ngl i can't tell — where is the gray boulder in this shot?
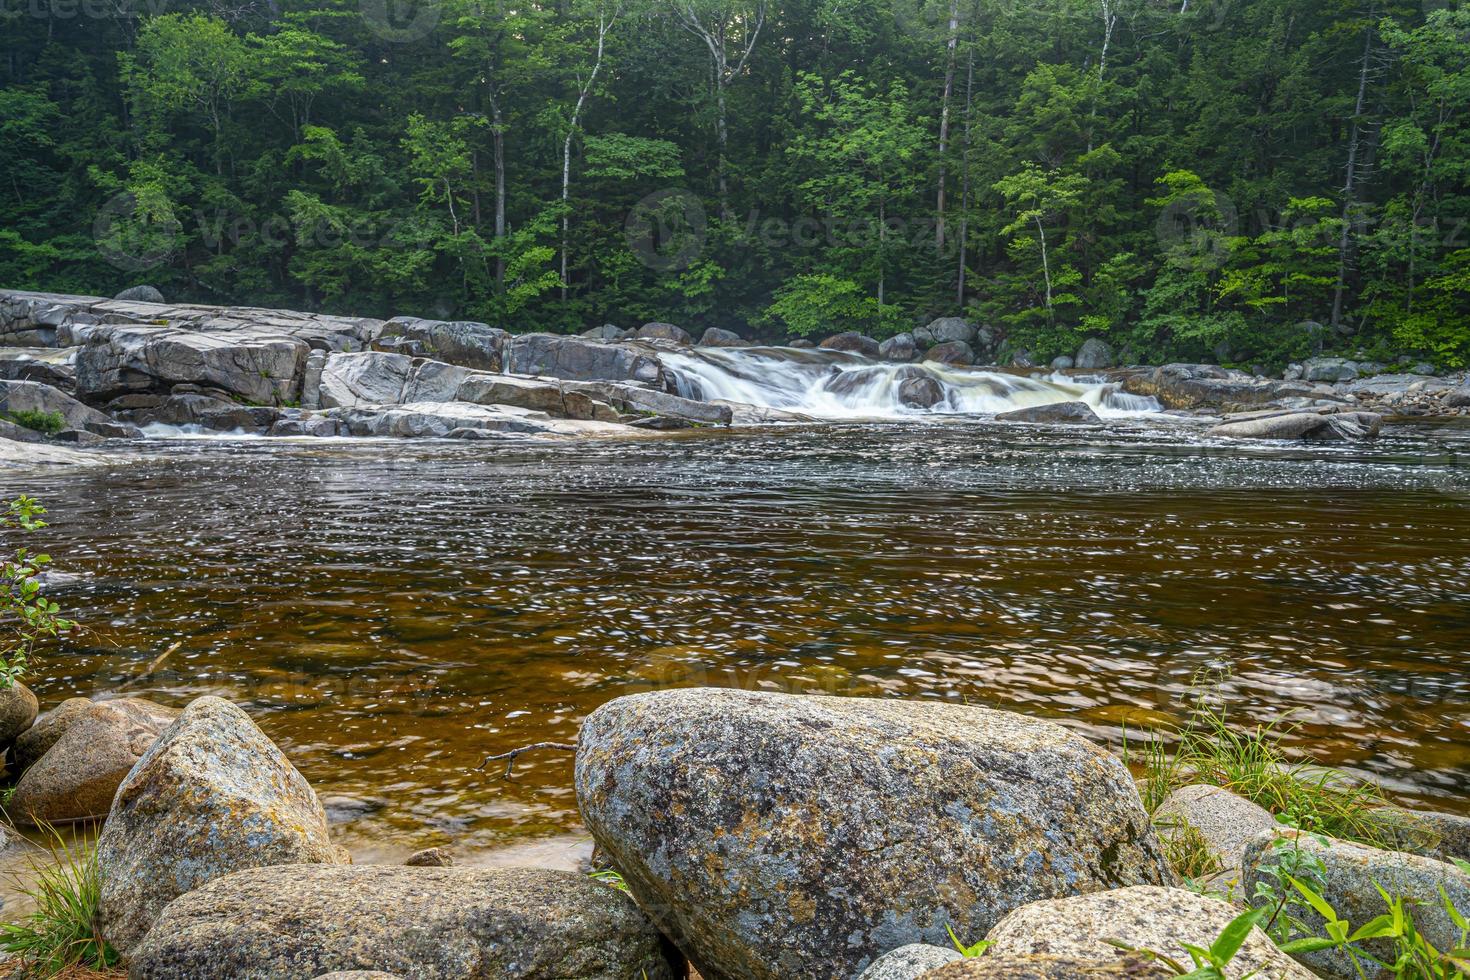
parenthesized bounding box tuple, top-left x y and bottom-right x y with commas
(898, 375, 945, 410)
(73, 322, 307, 405)
(9, 697, 179, 824)
(1153, 784, 1277, 879)
(505, 334, 664, 387)
(582, 323, 629, 342)
(97, 696, 348, 958)
(924, 340, 975, 366)
(1381, 807, 1470, 863)
(457, 374, 575, 415)
(12, 696, 92, 770)
(0, 379, 113, 432)
(820, 331, 882, 358)
(378, 318, 506, 372)
(879, 333, 919, 362)
(911, 326, 936, 349)
(1208, 410, 1381, 441)
(318, 351, 414, 409)
(301, 350, 327, 409)
(314, 974, 405, 980)
(985, 886, 1313, 980)
(1244, 828, 1470, 979)
(858, 944, 963, 980)
(1302, 357, 1359, 383)
(1121, 364, 1321, 412)
(1050, 356, 1074, 370)
(128, 865, 679, 980)
(789, 338, 816, 349)
(920, 953, 1173, 978)
(699, 327, 746, 347)
(1443, 387, 1470, 409)
(637, 322, 693, 345)
(575, 689, 1173, 980)
(925, 317, 977, 344)
(1074, 338, 1116, 370)
(400, 359, 476, 403)
(114, 285, 166, 304)
(995, 401, 1100, 424)
(0, 348, 77, 389)
(0, 681, 38, 749)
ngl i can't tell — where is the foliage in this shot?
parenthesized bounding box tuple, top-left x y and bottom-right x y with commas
(589, 869, 629, 893)
(1108, 905, 1268, 979)
(0, 827, 119, 977)
(1, 411, 65, 435)
(945, 923, 991, 958)
(1156, 816, 1225, 883)
(0, 497, 74, 687)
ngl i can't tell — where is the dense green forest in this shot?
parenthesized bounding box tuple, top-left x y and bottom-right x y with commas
(2, 0, 1468, 364)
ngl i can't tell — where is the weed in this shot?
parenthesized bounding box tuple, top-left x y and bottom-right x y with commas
(589, 869, 629, 893)
(0, 827, 119, 977)
(946, 923, 991, 958)
(1157, 815, 1226, 881)
(1108, 905, 1267, 978)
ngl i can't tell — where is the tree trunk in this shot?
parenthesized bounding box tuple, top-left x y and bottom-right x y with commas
(956, 49, 974, 306)
(1035, 214, 1053, 316)
(1331, 20, 1376, 329)
(491, 97, 507, 291)
(561, 8, 613, 304)
(935, 0, 960, 250)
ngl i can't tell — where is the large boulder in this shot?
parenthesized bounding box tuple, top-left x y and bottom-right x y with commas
(0, 681, 38, 749)
(820, 332, 881, 358)
(1244, 828, 1470, 979)
(637, 322, 693, 345)
(995, 401, 1100, 424)
(128, 865, 679, 980)
(377, 317, 507, 372)
(318, 351, 414, 409)
(457, 374, 578, 415)
(1153, 784, 1276, 880)
(920, 953, 1174, 978)
(925, 318, 977, 345)
(924, 340, 976, 367)
(1208, 410, 1381, 441)
(9, 697, 179, 824)
(879, 333, 919, 363)
(1382, 807, 1470, 863)
(582, 324, 630, 342)
(72, 322, 307, 405)
(505, 334, 664, 387)
(699, 327, 746, 348)
(12, 696, 91, 770)
(0, 379, 114, 432)
(96, 696, 348, 958)
(1121, 364, 1322, 412)
(0, 348, 77, 389)
(898, 375, 945, 410)
(575, 689, 1173, 980)
(1074, 339, 1116, 370)
(858, 944, 962, 980)
(1302, 357, 1359, 382)
(985, 886, 1313, 980)
(114, 285, 165, 304)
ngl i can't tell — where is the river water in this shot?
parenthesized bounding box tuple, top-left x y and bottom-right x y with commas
(6, 416, 1470, 868)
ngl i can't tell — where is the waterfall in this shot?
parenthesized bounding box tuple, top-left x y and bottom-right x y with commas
(658, 346, 1160, 418)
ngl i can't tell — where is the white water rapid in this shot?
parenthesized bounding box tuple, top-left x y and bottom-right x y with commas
(659, 346, 1160, 419)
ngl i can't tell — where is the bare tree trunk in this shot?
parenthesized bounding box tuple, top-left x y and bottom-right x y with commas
(956, 49, 974, 306)
(1331, 19, 1376, 329)
(935, 0, 960, 250)
(1035, 214, 1053, 316)
(1087, 0, 1116, 155)
(491, 96, 507, 291)
(561, 6, 616, 303)
(675, 0, 766, 218)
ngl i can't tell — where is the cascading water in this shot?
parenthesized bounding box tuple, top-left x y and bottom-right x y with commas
(659, 346, 1160, 419)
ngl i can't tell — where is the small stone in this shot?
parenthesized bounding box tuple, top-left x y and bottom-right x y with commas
(858, 944, 962, 980)
(405, 846, 453, 867)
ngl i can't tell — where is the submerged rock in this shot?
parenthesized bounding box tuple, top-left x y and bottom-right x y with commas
(129, 865, 679, 980)
(995, 401, 1100, 424)
(858, 944, 963, 980)
(1207, 409, 1381, 441)
(97, 696, 348, 958)
(985, 886, 1312, 979)
(575, 688, 1172, 980)
(898, 375, 945, 409)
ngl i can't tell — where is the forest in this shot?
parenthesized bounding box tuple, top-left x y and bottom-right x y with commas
(2, 0, 1468, 366)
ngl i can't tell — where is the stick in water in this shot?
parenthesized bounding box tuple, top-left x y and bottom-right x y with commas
(477, 741, 576, 779)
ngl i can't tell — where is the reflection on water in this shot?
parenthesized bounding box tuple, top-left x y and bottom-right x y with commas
(4, 419, 1470, 867)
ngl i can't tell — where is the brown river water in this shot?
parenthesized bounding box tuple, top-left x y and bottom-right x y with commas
(4, 417, 1470, 874)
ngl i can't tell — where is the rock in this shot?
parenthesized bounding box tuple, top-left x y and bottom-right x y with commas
(995, 401, 1100, 424)
(318, 351, 414, 409)
(378, 318, 506, 372)
(1153, 784, 1276, 878)
(789, 338, 816, 349)
(0, 379, 114, 432)
(9, 697, 180, 824)
(505, 334, 664, 387)
(314, 973, 405, 980)
(820, 331, 882, 358)
(1444, 387, 1470, 409)
(11, 696, 91, 770)
(97, 696, 348, 957)
(925, 317, 977, 345)
(1381, 807, 1470, 863)
(924, 340, 976, 366)
(575, 689, 1173, 980)
(86, 420, 143, 439)
(919, 953, 1174, 978)
(986, 886, 1312, 979)
(301, 349, 327, 409)
(0, 418, 46, 443)
(879, 333, 919, 362)
(1121, 364, 1321, 412)
(898, 375, 945, 409)
(699, 327, 746, 347)
(1208, 410, 1382, 441)
(592, 384, 732, 425)
(858, 944, 963, 980)
(1409, 362, 1437, 376)
(0, 347, 77, 389)
(637, 322, 693, 345)
(1010, 350, 1034, 368)
(1050, 356, 1074, 370)
(1302, 357, 1359, 383)
(0, 682, 38, 748)
(52, 428, 105, 445)
(114, 285, 166, 304)
(73, 322, 308, 405)
(1074, 339, 1116, 370)
(0, 435, 110, 468)
(1244, 828, 1470, 979)
(582, 323, 629, 342)
(129, 865, 679, 980)
(1284, 363, 1305, 381)
(405, 846, 453, 867)
(911, 326, 937, 348)
(400, 359, 476, 403)
(270, 416, 344, 437)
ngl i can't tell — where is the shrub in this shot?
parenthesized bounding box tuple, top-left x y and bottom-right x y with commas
(1, 496, 75, 687)
(1, 410, 65, 435)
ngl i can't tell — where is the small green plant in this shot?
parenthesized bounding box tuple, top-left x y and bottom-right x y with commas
(1107, 905, 1266, 978)
(946, 923, 992, 958)
(1252, 832, 1331, 946)
(1158, 816, 1226, 882)
(589, 869, 629, 893)
(0, 827, 119, 977)
(1, 496, 74, 687)
(0, 410, 65, 435)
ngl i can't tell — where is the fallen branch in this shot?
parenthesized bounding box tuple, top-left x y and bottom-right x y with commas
(116, 640, 182, 690)
(477, 741, 576, 779)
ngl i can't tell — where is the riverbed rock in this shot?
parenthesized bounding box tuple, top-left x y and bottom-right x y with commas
(820, 331, 882, 358)
(575, 689, 1173, 980)
(995, 401, 1100, 424)
(318, 351, 414, 409)
(1153, 784, 1276, 879)
(880, 333, 919, 362)
(129, 865, 680, 980)
(115, 285, 166, 304)
(582, 323, 629, 342)
(925, 317, 977, 345)
(11, 696, 90, 770)
(72, 322, 308, 405)
(858, 944, 963, 980)
(1120, 364, 1322, 412)
(985, 885, 1312, 980)
(0, 379, 114, 432)
(314, 973, 405, 980)
(899, 375, 945, 409)
(1050, 356, 1074, 370)
(919, 953, 1175, 978)
(1208, 409, 1381, 441)
(1381, 807, 1470, 863)
(377, 318, 506, 372)
(504, 334, 664, 387)
(405, 846, 453, 867)
(699, 327, 746, 347)
(0, 682, 38, 749)
(924, 340, 976, 366)
(97, 695, 348, 957)
(1244, 828, 1470, 979)
(8, 697, 180, 824)
(1074, 339, 1116, 370)
(1302, 357, 1359, 382)
(637, 322, 693, 345)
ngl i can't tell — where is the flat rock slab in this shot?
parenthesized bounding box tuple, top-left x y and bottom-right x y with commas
(129, 865, 680, 980)
(576, 689, 1173, 980)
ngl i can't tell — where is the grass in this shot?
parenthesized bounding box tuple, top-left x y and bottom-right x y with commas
(0, 827, 119, 979)
(1126, 686, 1398, 847)
(0, 411, 65, 436)
(1157, 816, 1226, 881)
